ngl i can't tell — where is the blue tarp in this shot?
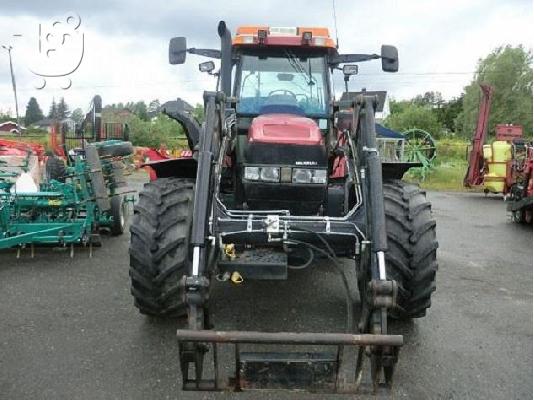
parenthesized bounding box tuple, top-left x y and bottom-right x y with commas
(376, 124, 404, 139)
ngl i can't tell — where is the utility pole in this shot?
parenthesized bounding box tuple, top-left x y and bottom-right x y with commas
(2, 45, 21, 131)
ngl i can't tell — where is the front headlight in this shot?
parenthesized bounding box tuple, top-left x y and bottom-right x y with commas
(292, 168, 313, 184)
(244, 166, 280, 182)
(292, 168, 327, 184)
(260, 167, 280, 182)
(245, 166, 326, 184)
(244, 166, 260, 180)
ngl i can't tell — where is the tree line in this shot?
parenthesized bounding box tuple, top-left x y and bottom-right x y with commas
(384, 45, 533, 139)
(21, 96, 84, 127)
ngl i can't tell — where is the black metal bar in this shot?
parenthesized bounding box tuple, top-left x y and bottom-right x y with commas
(235, 344, 241, 391)
(217, 21, 232, 98)
(212, 343, 219, 390)
(361, 97, 388, 252)
(176, 330, 403, 347)
(190, 94, 216, 247)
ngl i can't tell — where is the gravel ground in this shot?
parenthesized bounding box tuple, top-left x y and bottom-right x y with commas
(0, 177, 531, 399)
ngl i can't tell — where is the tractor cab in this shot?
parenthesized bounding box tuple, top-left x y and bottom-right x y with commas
(230, 27, 335, 213)
(166, 24, 398, 214)
(232, 26, 334, 120)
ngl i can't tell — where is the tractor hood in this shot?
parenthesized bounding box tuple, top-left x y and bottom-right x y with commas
(248, 114, 324, 146)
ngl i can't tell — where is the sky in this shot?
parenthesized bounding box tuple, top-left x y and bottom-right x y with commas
(0, 0, 532, 118)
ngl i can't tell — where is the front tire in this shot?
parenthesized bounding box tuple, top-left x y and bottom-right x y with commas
(129, 178, 194, 317)
(383, 180, 438, 319)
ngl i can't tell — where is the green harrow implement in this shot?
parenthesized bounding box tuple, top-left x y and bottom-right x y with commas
(0, 141, 133, 257)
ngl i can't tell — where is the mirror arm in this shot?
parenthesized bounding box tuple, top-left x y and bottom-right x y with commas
(329, 53, 381, 65)
(187, 48, 222, 59)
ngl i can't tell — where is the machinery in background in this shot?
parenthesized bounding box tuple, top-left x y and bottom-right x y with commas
(0, 140, 134, 256)
(402, 128, 437, 180)
(464, 84, 533, 223)
(0, 138, 46, 185)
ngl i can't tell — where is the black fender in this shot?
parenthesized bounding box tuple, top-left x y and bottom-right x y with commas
(161, 99, 201, 150)
(144, 157, 197, 179)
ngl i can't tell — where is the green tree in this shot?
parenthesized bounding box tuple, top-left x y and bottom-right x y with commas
(192, 103, 204, 123)
(24, 97, 44, 125)
(71, 108, 84, 125)
(132, 101, 148, 121)
(148, 99, 161, 114)
(412, 91, 444, 108)
(57, 97, 70, 119)
(0, 110, 13, 123)
(439, 95, 463, 133)
(48, 98, 58, 119)
(384, 104, 442, 137)
(457, 45, 533, 137)
(129, 114, 186, 148)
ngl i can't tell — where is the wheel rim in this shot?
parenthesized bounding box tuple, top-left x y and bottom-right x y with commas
(120, 206, 125, 228)
(403, 128, 437, 164)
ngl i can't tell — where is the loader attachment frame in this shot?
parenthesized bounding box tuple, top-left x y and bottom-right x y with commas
(178, 91, 400, 393)
(177, 330, 402, 393)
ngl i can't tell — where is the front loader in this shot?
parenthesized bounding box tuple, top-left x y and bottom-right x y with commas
(129, 21, 438, 393)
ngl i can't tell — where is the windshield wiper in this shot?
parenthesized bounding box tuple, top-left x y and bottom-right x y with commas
(285, 50, 316, 86)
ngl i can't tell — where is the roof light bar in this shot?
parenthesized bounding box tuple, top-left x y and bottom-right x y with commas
(270, 26, 298, 36)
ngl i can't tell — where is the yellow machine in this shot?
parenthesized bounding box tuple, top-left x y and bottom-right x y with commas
(483, 141, 512, 193)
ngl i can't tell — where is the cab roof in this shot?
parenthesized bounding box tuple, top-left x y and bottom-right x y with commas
(233, 25, 336, 49)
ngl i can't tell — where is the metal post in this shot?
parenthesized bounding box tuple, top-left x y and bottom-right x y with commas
(2, 45, 20, 130)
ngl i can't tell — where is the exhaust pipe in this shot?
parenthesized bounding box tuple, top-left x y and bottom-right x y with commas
(217, 21, 232, 98)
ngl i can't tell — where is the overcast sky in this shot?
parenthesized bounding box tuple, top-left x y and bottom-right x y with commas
(0, 0, 531, 118)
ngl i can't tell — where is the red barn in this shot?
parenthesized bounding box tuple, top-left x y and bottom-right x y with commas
(0, 121, 25, 134)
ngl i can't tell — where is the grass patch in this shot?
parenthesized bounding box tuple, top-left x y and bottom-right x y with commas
(405, 139, 473, 191)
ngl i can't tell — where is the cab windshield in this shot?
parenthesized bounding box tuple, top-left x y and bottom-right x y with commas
(236, 51, 329, 116)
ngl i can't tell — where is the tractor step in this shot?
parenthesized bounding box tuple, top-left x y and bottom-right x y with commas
(218, 248, 287, 280)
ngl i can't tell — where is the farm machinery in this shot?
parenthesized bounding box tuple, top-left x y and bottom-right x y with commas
(464, 84, 533, 223)
(0, 140, 133, 255)
(130, 22, 438, 393)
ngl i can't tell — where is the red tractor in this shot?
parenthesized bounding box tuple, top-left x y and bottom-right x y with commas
(130, 22, 438, 393)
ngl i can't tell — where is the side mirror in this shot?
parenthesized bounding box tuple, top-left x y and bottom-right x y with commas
(381, 45, 398, 72)
(342, 64, 359, 76)
(169, 37, 187, 65)
(199, 61, 215, 74)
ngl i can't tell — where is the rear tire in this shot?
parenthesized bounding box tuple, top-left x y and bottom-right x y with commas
(129, 178, 194, 317)
(383, 180, 438, 319)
